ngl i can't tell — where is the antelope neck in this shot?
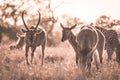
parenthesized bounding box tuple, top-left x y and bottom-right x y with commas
(68, 32, 77, 53)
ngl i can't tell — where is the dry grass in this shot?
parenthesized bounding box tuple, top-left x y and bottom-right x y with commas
(0, 42, 120, 80)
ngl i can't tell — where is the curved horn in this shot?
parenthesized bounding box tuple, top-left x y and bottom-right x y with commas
(35, 11, 41, 30)
(22, 10, 29, 31)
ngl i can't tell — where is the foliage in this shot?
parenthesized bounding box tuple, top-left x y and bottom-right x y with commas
(0, 0, 60, 46)
(0, 26, 19, 41)
(0, 0, 120, 46)
(0, 0, 24, 26)
(95, 15, 120, 28)
(61, 15, 84, 26)
(0, 43, 120, 80)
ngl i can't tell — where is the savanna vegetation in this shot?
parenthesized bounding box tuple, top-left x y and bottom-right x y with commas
(0, 0, 120, 80)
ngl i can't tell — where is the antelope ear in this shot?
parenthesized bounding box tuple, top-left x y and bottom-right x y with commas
(60, 23, 64, 29)
(16, 33, 21, 38)
(70, 24, 77, 30)
(35, 28, 42, 34)
(21, 29, 27, 33)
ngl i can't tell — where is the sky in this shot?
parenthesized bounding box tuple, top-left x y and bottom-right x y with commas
(52, 0, 120, 23)
(1, 0, 120, 25)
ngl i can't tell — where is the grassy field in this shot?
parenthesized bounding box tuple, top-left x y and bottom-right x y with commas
(0, 42, 120, 80)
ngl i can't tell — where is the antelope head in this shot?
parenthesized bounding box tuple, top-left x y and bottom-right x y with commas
(21, 10, 41, 46)
(60, 23, 77, 42)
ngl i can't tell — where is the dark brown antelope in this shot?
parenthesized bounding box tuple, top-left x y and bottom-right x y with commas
(60, 23, 105, 67)
(21, 10, 46, 65)
(77, 25, 99, 74)
(60, 23, 78, 64)
(95, 26, 120, 64)
(88, 24, 105, 64)
(10, 33, 25, 50)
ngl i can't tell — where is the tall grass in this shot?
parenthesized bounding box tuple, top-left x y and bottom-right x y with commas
(0, 42, 120, 80)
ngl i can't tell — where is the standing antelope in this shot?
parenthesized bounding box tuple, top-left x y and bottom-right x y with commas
(21, 10, 46, 65)
(60, 23, 78, 64)
(95, 26, 120, 63)
(60, 23, 105, 66)
(77, 25, 99, 74)
(88, 24, 105, 64)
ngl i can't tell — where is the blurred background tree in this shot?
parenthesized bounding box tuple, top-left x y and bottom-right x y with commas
(0, 0, 24, 42)
(0, 0, 120, 46)
(95, 15, 110, 28)
(95, 15, 120, 40)
(61, 14, 83, 26)
(0, 0, 83, 46)
(95, 15, 120, 28)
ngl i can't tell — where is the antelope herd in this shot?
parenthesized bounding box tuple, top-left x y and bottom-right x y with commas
(7, 10, 120, 75)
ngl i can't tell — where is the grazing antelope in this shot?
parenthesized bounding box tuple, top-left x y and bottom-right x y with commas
(77, 25, 99, 73)
(60, 23, 105, 66)
(95, 26, 120, 63)
(21, 10, 46, 65)
(10, 33, 25, 50)
(81, 24, 105, 64)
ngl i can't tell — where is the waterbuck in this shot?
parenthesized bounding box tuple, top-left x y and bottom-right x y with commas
(95, 26, 120, 63)
(77, 25, 99, 73)
(81, 25, 105, 64)
(60, 23, 78, 64)
(10, 33, 25, 50)
(21, 10, 46, 65)
(60, 23, 105, 66)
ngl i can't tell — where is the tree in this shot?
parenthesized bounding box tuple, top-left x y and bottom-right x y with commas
(95, 15, 120, 28)
(0, 0, 24, 27)
(0, 0, 63, 46)
(39, 0, 64, 46)
(95, 15, 111, 28)
(62, 15, 83, 26)
(111, 19, 120, 26)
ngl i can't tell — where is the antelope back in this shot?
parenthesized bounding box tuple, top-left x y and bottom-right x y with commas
(77, 25, 98, 65)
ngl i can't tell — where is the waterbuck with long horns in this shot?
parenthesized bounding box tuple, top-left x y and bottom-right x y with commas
(21, 10, 46, 65)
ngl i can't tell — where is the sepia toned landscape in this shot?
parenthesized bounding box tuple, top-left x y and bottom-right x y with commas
(0, 42, 120, 80)
(0, 0, 120, 80)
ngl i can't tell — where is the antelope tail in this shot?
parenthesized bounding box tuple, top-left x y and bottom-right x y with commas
(87, 27, 99, 57)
